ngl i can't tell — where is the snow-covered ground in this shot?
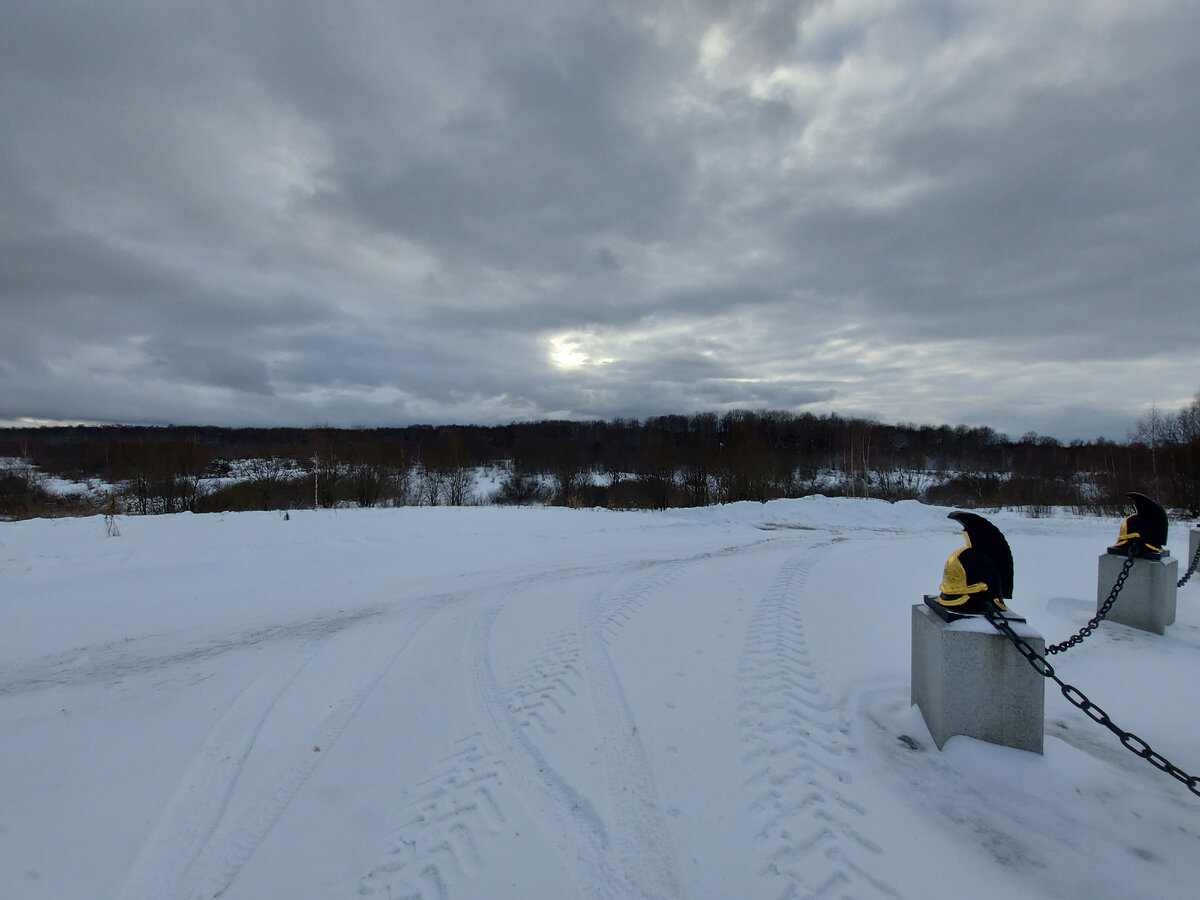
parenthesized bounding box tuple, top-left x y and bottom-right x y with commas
(2, 498, 1198, 899)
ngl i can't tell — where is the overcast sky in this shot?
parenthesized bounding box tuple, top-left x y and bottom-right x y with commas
(2, 1, 1198, 441)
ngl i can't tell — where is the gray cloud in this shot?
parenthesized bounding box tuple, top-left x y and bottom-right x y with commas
(2, 1, 1198, 441)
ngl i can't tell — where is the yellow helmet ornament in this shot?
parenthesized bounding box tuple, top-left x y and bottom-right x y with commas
(1108, 492, 1168, 560)
(934, 511, 1014, 616)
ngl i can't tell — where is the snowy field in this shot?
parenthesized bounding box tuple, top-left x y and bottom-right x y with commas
(2, 498, 1198, 899)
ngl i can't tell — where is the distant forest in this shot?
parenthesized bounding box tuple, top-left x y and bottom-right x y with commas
(2, 395, 1198, 520)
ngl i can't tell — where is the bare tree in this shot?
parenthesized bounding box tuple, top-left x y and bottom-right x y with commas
(442, 465, 477, 506)
(348, 461, 389, 507)
(416, 464, 444, 506)
(1133, 403, 1168, 491)
(247, 457, 290, 510)
(308, 430, 342, 508)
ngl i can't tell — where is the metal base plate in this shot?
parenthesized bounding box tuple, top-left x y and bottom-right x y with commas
(923, 595, 1027, 624)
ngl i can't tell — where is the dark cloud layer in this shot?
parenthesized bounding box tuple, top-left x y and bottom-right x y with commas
(2, 1, 1198, 440)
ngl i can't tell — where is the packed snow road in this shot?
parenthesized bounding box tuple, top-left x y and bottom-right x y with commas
(2, 500, 1198, 899)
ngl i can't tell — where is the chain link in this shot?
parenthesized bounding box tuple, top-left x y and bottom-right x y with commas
(983, 609, 1200, 799)
(1178, 537, 1200, 589)
(1045, 548, 1135, 655)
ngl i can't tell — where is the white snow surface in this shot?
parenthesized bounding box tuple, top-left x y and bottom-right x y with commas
(2, 497, 1198, 899)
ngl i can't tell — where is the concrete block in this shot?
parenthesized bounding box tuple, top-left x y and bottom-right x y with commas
(911, 603, 1044, 754)
(1190, 529, 1199, 577)
(1097, 553, 1178, 635)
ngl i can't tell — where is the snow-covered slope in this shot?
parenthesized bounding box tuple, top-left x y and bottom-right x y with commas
(2, 499, 1198, 899)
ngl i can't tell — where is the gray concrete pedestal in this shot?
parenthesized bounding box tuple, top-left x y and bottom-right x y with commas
(1097, 553, 1178, 635)
(911, 604, 1044, 754)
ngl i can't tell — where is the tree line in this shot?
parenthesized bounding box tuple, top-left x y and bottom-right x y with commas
(2, 395, 1198, 519)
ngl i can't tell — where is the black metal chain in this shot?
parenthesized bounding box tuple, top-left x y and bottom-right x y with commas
(1045, 549, 1136, 655)
(1178, 538, 1200, 588)
(983, 608, 1200, 799)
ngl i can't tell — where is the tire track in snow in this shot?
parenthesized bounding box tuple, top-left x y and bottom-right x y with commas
(354, 602, 596, 897)
(118, 637, 325, 900)
(356, 560, 687, 899)
(738, 550, 900, 900)
(578, 568, 686, 900)
(119, 601, 442, 900)
(356, 735, 509, 898)
(507, 629, 582, 736)
(356, 624, 594, 899)
(0, 607, 384, 694)
(469, 604, 617, 899)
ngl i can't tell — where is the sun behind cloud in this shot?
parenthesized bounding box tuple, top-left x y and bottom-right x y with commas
(549, 335, 588, 370)
(548, 333, 618, 371)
